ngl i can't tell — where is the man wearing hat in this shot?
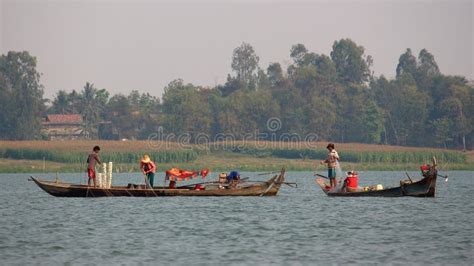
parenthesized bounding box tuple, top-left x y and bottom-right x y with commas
(320, 143, 339, 189)
(218, 172, 227, 189)
(140, 154, 156, 188)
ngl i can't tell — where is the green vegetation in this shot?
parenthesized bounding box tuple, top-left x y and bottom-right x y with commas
(0, 148, 198, 164)
(227, 147, 466, 164)
(0, 141, 470, 173)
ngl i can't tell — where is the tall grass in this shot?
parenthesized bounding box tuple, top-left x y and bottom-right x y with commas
(0, 148, 198, 164)
(0, 141, 467, 165)
(225, 147, 466, 164)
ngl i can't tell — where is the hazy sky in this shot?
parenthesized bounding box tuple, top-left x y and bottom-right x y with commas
(1, 0, 473, 99)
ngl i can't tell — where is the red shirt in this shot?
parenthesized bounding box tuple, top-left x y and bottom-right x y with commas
(140, 161, 156, 174)
(346, 176, 358, 188)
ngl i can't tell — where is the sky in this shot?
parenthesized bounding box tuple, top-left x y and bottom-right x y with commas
(1, 0, 473, 99)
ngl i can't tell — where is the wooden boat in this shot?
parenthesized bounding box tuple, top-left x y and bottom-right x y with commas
(29, 170, 285, 197)
(315, 158, 439, 197)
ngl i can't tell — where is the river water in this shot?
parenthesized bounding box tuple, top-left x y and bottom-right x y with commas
(0, 171, 472, 265)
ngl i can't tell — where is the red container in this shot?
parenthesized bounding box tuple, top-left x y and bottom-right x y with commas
(420, 165, 430, 171)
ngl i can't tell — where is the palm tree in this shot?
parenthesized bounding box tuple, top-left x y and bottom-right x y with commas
(79, 82, 103, 139)
(51, 90, 73, 114)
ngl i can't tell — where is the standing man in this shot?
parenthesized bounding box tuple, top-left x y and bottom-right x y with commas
(87, 146, 102, 187)
(320, 143, 339, 189)
(140, 154, 156, 188)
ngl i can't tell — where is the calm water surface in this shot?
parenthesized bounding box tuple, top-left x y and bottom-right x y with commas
(0, 171, 472, 265)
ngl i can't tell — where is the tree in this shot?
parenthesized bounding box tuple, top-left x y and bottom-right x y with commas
(292, 64, 319, 95)
(431, 118, 451, 148)
(77, 82, 109, 139)
(428, 75, 473, 148)
(161, 79, 212, 141)
(129, 90, 161, 140)
(330, 39, 371, 84)
(50, 90, 73, 114)
(360, 101, 385, 143)
(0, 72, 13, 138)
(312, 54, 337, 81)
(304, 96, 337, 140)
(396, 48, 417, 78)
(0, 51, 45, 139)
(106, 94, 136, 139)
(390, 75, 430, 146)
(218, 74, 245, 97)
(267, 62, 284, 87)
(418, 49, 440, 78)
(415, 49, 440, 90)
(231, 42, 260, 88)
(371, 74, 430, 146)
(289, 44, 325, 68)
(290, 44, 308, 65)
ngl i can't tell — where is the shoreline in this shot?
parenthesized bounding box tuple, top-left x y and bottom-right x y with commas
(1, 158, 472, 173)
(1, 140, 471, 173)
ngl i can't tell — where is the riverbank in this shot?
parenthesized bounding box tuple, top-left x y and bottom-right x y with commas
(0, 141, 472, 173)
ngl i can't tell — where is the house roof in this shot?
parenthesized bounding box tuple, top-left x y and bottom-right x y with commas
(45, 114, 83, 124)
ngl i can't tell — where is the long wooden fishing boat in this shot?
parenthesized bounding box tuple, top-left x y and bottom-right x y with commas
(315, 158, 439, 197)
(30, 170, 286, 197)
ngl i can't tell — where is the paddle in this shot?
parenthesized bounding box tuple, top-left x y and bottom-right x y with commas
(314, 173, 343, 188)
(438, 173, 448, 182)
(257, 171, 276, 176)
(242, 180, 297, 187)
(314, 173, 329, 179)
(177, 177, 250, 189)
(405, 172, 414, 183)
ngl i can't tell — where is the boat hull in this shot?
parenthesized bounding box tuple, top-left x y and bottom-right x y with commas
(30, 171, 285, 197)
(315, 169, 437, 198)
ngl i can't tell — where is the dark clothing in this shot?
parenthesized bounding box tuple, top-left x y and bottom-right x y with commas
(227, 171, 240, 183)
(146, 172, 155, 187)
(169, 180, 176, 189)
(328, 168, 336, 179)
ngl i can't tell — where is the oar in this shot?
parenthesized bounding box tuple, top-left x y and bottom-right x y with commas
(242, 180, 297, 187)
(272, 181, 297, 188)
(282, 182, 297, 188)
(438, 173, 448, 182)
(177, 177, 250, 189)
(314, 173, 329, 179)
(405, 172, 414, 183)
(257, 171, 276, 176)
(177, 181, 218, 188)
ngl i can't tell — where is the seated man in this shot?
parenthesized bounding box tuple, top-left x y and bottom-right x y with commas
(218, 172, 227, 189)
(343, 171, 358, 192)
(227, 171, 240, 189)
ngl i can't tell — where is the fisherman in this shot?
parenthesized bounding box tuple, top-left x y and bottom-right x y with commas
(343, 170, 358, 192)
(218, 172, 227, 189)
(140, 154, 156, 188)
(227, 170, 240, 189)
(87, 146, 102, 187)
(169, 179, 176, 189)
(320, 143, 339, 189)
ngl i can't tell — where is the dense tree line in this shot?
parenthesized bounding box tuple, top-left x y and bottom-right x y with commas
(0, 39, 472, 149)
(0, 52, 45, 139)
